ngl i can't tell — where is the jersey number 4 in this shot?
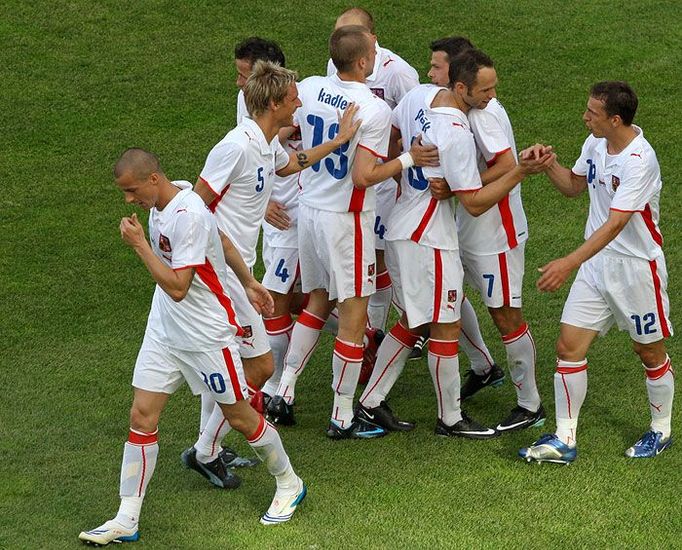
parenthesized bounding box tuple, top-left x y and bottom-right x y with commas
(274, 258, 290, 283)
(306, 114, 349, 179)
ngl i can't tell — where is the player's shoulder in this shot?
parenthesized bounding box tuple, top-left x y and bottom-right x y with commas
(622, 129, 660, 173)
(377, 45, 418, 76)
(169, 185, 210, 222)
(297, 75, 328, 96)
(427, 107, 471, 143)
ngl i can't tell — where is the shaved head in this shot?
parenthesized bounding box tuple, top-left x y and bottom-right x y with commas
(335, 7, 374, 32)
(114, 148, 163, 181)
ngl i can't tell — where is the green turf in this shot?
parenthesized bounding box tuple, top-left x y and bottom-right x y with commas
(2, 0, 681, 547)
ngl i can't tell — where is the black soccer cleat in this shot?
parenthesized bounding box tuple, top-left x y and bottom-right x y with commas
(219, 446, 260, 468)
(326, 417, 388, 440)
(181, 446, 241, 489)
(497, 404, 546, 433)
(435, 411, 499, 439)
(460, 364, 505, 401)
(266, 395, 296, 426)
(408, 336, 427, 361)
(355, 401, 415, 432)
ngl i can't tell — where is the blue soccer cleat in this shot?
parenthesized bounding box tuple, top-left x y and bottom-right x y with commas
(79, 520, 139, 546)
(326, 417, 387, 440)
(260, 477, 307, 525)
(519, 434, 577, 464)
(625, 430, 672, 458)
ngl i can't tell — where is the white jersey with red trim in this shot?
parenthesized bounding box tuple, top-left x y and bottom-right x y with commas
(198, 117, 290, 267)
(294, 73, 392, 212)
(236, 89, 247, 125)
(145, 181, 242, 352)
(572, 126, 664, 260)
(457, 98, 528, 255)
(388, 87, 481, 249)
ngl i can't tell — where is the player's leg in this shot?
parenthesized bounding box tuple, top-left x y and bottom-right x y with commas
(367, 249, 392, 331)
(262, 290, 295, 398)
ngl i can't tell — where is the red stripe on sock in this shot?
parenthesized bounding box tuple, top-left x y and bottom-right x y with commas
(247, 415, 266, 443)
(646, 357, 671, 380)
(460, 328, 494, 368)
(298, 309, 326, 330)
(556, 360, 588, 375)
(264, 314, 294, 334)
(211, 418, 227, 456)
(362, 345, 406, 404)
(376, 270, 392, 290)
(334, 338, 363, 361)
(128, 429, 158, 445)
(428, 339, 459, 357)
(502, 323, 529, 343)
(560, 374, 572, 418)
(137, 445, 146, 497)
(389, 322, 420, 348)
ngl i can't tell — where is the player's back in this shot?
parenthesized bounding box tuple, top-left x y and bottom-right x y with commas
(295, 74, 391, 213)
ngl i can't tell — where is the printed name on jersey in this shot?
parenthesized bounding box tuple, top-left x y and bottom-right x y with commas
(317, 88, 349, 109)
(414, 108, 431, 132)
(159, 234, 172, 253)
(370, 87, 385, 100)
(612, 175, 620, 191)
(447, 289, 457, 302)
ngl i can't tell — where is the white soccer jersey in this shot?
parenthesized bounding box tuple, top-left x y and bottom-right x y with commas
(145, 181, 242, 352)
(388, 86, 481, 249)
(457, 98, 528, 255)
(198, 117, 291, 267)
(236, 89, 248, 125)
(572, 127, 664, 260)
(294, 73, 392, 212)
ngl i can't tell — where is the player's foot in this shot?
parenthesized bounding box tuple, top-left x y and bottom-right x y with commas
(260, 476, 307, 525)
(460, 364, 505, 401)
(359, 328, 385, 385)
(262, 391, 272, 409)
(79, 519, 139, 546)
(625, 430, 673, 458)
(251, 390, 265, 414)
(408, 336, 427, 361)
(435, 411, 499, 439)
(266, 396, 296, 426)
(181, 446, 241, 489)
(496, 404, 546, 433)
(355, 401, 415, 432)
(219, 446, 260, 468)
(519, 434, 577, 464)
(326, 418, 388, 440)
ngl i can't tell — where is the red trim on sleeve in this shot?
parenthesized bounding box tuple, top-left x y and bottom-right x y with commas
(453, 186, 483, 194)
(173, 263, 203, 271)
(358, 143, 388, 161)
(497, 195, 518, 249)
(208, 184, 231, 213)
(641, 204, 664, 246)
(411, 197, 438, 243)
(196, 259, 243, 336)
(432, 249, 443, 323)
(498, 252, 510, 307)
(609, 207, 640, 213)
(649, 259, 671, 338)
(354, 212, 363, 296)
(222, 347, 245, 401)
(485, 147, 512, 168)
(198, 176, 220, 197)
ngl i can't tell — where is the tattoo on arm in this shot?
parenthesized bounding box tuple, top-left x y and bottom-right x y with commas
(297, 152, 309, 168)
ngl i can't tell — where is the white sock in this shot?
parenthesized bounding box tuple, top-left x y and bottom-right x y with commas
(247, 416, 298, 491)
(276, 309, 326, 404)
(459, 297, 495, 375)
(194, 404, 232, 463)
(330, 338, 363, 428)
(428, 339, 462, 426)
(360, 322, 419, 408)
(116, 428, 159, 528)
(262, 314, 294, 396)
(502, 323, 541, 411)
(199, 393, 216, 434)
(322, 307, 339, 335)
(367, 270, 392, 332)
(554, 359, 588, 446)
(645, 356, 674, 438)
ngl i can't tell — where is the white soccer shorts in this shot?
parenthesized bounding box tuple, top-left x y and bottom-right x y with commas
(373, 179, 398, 251)
(386, 239, 464, 329)
(133, 336, 248, 404)
(262, 240, 301, 295)
(561, 250, 673, 344)
(460, 242, 525, 309)
(298, 203, 376, 303)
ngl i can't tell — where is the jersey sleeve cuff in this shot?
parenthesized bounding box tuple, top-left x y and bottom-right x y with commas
(453, 185, 483, 193)
(610, 207, 642, 213)
(485, 147, 512, 167)
(198, 176, 220, 197)
(173, 263, 204, 271)
(358, 143, 388, 161)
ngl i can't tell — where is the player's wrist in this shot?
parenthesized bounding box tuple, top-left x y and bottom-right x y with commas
(398, 152, 414, 170)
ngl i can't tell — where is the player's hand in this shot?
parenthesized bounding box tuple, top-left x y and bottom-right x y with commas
(409, 135, 439, 167)
(265, 200, 290, 230)
(334, 102, 362, 146)
(519, 144, 556, 175)
(120, 213, 147, 249)
(245, 279, 274, 316)
(429, 177, 452, 200)
(537, 256, 575, 292)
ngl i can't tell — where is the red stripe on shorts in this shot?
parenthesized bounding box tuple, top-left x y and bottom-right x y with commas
(222, 347, 244, 401)
(498, 252, 510, 307)
(354, 212, 363, 296)
(497, 195, 518, 249)
(432, 249, 443, 323)
(648, 259, 671, 338)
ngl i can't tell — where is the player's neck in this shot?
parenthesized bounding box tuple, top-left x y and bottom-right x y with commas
(155, 179, 180, 210)
(336, 70, 366, 84)
(253, 114, 279, 143)
(606, 125, 638, 155)
(431, 89, 469, 113)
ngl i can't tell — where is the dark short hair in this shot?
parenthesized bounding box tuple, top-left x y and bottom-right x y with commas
(329, 25, 372, 73)
(429, 36, 475, 61)
(234, 37, 286, 67)
(590, 81, 638, 125)
(449, 48, 494, 89)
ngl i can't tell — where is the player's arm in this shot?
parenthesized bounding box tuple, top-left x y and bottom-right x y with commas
(537, 210, 632, 291)
(120, 214, 194, 302)
(479, 150, 516, 185)
(276, 104, 362, 177)
(522, 144, 586, 197)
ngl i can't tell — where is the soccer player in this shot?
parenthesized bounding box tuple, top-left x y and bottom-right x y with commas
(520, 81, 674, 463)
(78, 149, 305, 546)
(357, 50, 552, 436)
(326, 7, 420, 333)
(267, 25, 437, 437)
(184, 60, 361, 481)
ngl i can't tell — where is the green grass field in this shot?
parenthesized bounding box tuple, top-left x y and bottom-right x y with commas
(2, 1, 681, 547)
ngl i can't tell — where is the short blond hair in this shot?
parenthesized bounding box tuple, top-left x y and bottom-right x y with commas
(243, 60, 298, 118)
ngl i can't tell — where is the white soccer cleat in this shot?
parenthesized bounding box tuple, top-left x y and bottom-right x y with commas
(78, 519, 139, 546)
(260, 477, 307, 525)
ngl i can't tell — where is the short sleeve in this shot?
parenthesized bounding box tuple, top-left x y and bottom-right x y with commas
(326, 58, 336, 77)
(389, 63, 419, 105)
(274, 139, 290, 171)
(610, 158, 659, 212)
(571, 136, 593, 177)
(469, 109, 511, 164)
(442, 128, 483, 192)
(358, 103, 392, 160)
(170, 211, 209, 270)
(391, 104, 401, 130)
(199, 140, 246, 196)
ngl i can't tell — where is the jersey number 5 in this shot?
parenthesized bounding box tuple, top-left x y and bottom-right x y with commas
(256, 167, 265, 192)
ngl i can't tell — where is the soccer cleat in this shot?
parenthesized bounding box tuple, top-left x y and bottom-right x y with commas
(250, 390, 265, 414)
(181, 446, 241, 489)
(260, 477, 307, 525)
(435, 411, 499, 439)
(219, 446, 260, 468)
(326, 417, 388, 440)
(359, 328, 385, 385)
(625, 430, 673, 458)
(519, 434, 577, 464)
(460, 364, 505, 401)
(355, 401, 415, 432)
(266, 395, 296, 426)
(497, 404, 546, 432)
(78, 520, 139, 546)
(408, 336, 427, 361)
(262, 391, 272, 409)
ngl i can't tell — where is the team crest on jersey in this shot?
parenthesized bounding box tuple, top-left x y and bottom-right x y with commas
(612, 175, 620, 191)
(368, 263, 375, 277)
(447, 290, 457, 303)
(370, 87, 385, 100)
(241, 325, 253, 339)
(158, 234, 172, 253)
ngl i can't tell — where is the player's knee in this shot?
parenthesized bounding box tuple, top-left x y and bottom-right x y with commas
(632, 341, 665, 368)
(555, 337, 578, 362)
(129, 404, 158, 433)
(489, 307, 523, 336)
